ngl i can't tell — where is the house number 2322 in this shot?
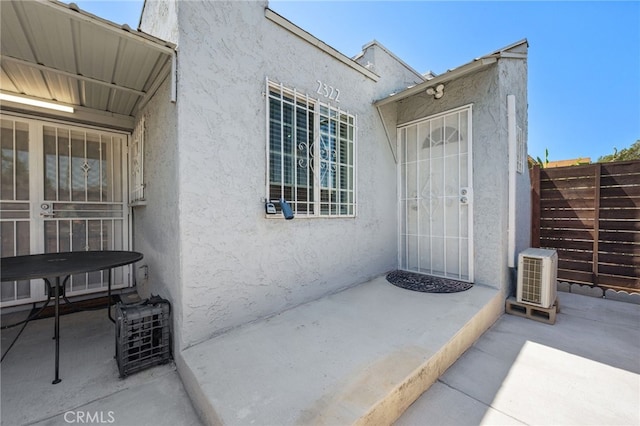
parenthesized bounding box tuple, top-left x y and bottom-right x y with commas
(316, 80, 341, 102)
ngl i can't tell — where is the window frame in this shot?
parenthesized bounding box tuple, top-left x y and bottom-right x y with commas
(266, 79, 357, 218)
(129, 116, 145, 205)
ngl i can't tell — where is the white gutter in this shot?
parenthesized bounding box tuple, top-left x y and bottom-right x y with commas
(507, 95, 517, 268)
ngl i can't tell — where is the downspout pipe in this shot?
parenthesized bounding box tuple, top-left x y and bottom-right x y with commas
(507, 95, 517, 269)
(507, 95, 518, 296)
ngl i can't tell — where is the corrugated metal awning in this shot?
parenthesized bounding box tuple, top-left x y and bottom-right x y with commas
(0, 0, 176, 130)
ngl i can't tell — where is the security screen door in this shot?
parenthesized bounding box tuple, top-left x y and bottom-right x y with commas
(398, 106, 473, 282)
(1, 116, 129, 307)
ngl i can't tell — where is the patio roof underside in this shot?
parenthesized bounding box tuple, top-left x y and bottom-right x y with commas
(0, 0, 175, 131)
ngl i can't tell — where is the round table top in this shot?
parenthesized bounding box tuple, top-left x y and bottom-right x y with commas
(1, 251, 143, 282)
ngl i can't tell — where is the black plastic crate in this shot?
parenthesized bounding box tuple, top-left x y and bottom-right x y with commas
(115, 296, 171, 378)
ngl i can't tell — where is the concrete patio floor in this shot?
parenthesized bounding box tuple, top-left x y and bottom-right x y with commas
(396, 291, 640, 426)
(1, 274, 638, 426)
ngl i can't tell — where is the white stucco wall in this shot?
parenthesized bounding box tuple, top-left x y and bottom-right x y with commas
(498, 54, 532, 296)
(497, 56, 531, 267)
(131, 77, 184, 346)
(140, 1, 422, 348)
(137, 0, 528, 349)
(139, 0, 179, 44)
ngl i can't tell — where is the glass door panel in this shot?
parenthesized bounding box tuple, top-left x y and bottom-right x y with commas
(1, 116, 130, 307)
(1, 118, 33, 303)
(42, 125, 126, 296)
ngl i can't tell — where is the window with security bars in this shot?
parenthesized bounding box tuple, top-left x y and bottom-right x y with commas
(267, 81, 356, 217)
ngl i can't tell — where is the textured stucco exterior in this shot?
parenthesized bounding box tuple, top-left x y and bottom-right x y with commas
(139, 1, 424, 349)
(131, 76, 184, 346)
(136, 1, 529, 351)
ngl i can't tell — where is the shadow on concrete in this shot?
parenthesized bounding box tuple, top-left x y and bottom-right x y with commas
(396, 292, 640, 425)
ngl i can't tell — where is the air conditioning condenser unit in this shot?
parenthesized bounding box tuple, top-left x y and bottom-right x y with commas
(517, 248, 558, 309)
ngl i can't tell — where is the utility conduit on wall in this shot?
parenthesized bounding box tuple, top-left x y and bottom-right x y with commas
(507, 95, 517, 268)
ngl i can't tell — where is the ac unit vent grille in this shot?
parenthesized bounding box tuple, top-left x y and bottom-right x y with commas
(517, 248, 557, 309)
(521, 256, 543, 304)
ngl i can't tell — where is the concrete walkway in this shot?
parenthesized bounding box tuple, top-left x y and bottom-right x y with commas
(2, 276, 638, 426)
(178, 276, 502, 425)
(1, 305, 202, 426)
(396, 292, 640, 426)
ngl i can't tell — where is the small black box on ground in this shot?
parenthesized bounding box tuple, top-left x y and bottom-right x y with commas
(115, 296, 172, 378)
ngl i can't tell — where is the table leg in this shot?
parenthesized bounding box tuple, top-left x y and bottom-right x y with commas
(43, 279, 56, 340)
(53, 276, 61, 384)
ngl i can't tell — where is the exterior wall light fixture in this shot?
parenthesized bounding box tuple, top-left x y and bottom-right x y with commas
(426, 84, 445, 99)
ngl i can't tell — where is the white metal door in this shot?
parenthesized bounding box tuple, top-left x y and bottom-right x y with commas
(1, 116, 130, 306)
(398, 106, 473, 281)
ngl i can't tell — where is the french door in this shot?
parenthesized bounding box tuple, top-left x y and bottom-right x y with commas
(398, 106, 473, 282)
(1, 115, 130, 307)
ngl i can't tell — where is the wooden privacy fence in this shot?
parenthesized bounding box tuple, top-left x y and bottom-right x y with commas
(531, 160, 640, 293)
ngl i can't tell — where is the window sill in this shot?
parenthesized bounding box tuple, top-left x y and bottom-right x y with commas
(264, 214, 356, 219)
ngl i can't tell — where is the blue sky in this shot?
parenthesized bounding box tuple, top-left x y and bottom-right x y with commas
(75, 1, 639, 163)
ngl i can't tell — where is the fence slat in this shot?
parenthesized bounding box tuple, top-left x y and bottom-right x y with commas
(540, 209, 596, 219)
(540, 198, 597, 209)
(599, 197, 640, 208)
(558, 259, 593, 272)
(541, 176, 596, 190)
(599, 263, 640, 277)
(599, 231, 640, 243)
(599, 208, 640, 219)
(597, 275, 640, 291)
(541, 228, 596, 240)
(557, 269, 592, 284)
(600, 174, 640, 186)
(599, 242, 640, 256)
(541, 218, 595, 229)
(540, 187, 596, 200)
(557, 249, 594, 262)
(599, 252, 640, 266)
(600, 186, 640, 199)
(600, 220, 640, 231)
(541, 238, 594, 250)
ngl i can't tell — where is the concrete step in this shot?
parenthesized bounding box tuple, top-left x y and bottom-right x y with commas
(177, 275, 503, 426)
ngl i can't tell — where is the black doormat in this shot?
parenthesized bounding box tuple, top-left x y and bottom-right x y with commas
(386, 270, 473, 293)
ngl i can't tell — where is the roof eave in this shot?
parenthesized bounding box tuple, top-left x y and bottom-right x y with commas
(374, 39, 528, 107)
(374, 57, 497, 107)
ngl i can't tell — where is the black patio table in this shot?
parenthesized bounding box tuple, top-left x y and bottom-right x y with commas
(0, 250, 143, 384)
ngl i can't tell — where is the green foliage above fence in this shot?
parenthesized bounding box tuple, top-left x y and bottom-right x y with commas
(598, 140, 640, 163)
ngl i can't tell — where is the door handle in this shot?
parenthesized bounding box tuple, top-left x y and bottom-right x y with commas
(40, 203, 54, 217)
